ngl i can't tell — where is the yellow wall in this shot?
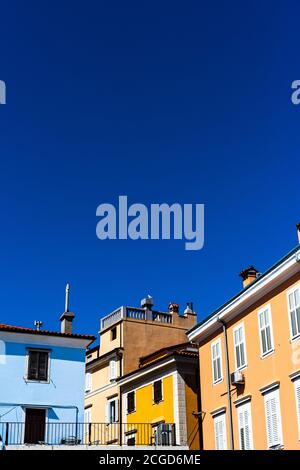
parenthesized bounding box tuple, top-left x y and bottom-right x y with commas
(199, 272, 300, 450)
(126, 375, 174, 445)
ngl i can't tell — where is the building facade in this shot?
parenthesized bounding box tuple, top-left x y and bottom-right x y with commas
(119, 343, 200, 449)
(188, 226, 300, 450)
(85, 297, 197, 447)
(0, 298, 94, 446)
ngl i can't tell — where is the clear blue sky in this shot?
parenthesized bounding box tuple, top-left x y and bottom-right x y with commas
(0, 1, 299, 340)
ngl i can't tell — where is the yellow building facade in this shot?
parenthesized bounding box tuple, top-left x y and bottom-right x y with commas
(188, 226, 300, 450)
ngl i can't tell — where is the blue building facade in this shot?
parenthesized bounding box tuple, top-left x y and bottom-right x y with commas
(0, 322, 94, 445)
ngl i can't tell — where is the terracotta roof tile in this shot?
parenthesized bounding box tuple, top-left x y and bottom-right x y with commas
(0, 323, 95, 341)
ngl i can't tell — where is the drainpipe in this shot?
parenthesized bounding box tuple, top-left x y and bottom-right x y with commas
(217, 318, 234, 450)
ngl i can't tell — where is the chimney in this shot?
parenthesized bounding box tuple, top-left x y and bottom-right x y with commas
(141, 295, 154, 310)
(60, 283, 75, 334)
(296, 222, 300, 243)
(239, 266, 259, 288)
(168, 302, 179, 314)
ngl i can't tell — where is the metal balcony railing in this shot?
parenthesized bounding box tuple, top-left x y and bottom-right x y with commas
(0, 422, 176, 447)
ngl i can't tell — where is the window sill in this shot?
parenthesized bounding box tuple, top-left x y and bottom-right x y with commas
(24, 377, 49, 384)
(260, 349, 275, 359)
(153, 400, 163, 405)
(213, 378, 223, 386)
(290, 334, 300, 343)
(236, 364, 247, 372)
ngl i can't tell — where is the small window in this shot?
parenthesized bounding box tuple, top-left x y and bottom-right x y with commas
(27, 350, 49, 381)
(288, 287, 300, 339)
(127, 391, 135, 414)
(126, 433, 136, 446)
(233, 323, 247, 370)
(106, 398, 118, 424)
(211, 339, 223, 383)
(258, 306, 274, 356)
(111, 327, 117, 341)
(153, 380, 163, 404)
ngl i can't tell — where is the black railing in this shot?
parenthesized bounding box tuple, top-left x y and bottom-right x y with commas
(0, 422, 176, 446)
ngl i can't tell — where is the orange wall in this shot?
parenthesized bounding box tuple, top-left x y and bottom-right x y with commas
(199, 272, 300, 450)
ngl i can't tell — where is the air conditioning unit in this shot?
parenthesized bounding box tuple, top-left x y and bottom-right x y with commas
(230, 370, 245, 385)
(155, 424, 174, 446)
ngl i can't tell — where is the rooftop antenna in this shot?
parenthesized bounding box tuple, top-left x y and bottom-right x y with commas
(34, 320, 43, 331)
(65, 283, 70, 312)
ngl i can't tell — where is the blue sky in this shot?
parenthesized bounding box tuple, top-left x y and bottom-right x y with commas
(0, 1, 299, 340)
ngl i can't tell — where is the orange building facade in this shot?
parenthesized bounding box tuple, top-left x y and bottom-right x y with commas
(188, 227, 300, 450)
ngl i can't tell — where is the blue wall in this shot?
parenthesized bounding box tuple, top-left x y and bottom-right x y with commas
(0, 337, 86, 424)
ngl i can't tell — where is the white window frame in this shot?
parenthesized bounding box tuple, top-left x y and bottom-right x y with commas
(109, 358, 117, 381)
(233, 322, 247, 371)
(287, 285, 300, 341)
(211, 338, 223, 384)
(85, 372, 92, 393)
(264, 388, 283, 449)
(213, 412, 227, 450)
(258, 304, 274, 358)
(294, 377, 300, 439)
(237, 401, 254, 450)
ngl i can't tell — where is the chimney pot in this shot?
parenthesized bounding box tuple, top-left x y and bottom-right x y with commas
(239, 266, 259, 288)
(168, 302, 179, 314)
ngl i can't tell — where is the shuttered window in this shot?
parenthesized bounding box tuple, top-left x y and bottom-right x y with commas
(214, 413, 227, 450)
(258, 306, 274, 356)
(233, 324, 247, 370)
(294, 378, 300, 437)
(211, 339, 223, 383)
(264, 388, 283, 448)
(106, 398, 119, 424)
(109, 359, 117, 381)
(85, 373, 92, 393)
(237, 401, 253, 450)
(288, 287, 300, 338)
(153, 380, 163, 403)
(127, 391, 135, 414)
(27, 350, 49, 381)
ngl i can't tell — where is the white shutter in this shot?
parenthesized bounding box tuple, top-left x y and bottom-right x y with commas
(109, 359, 117, 381)
(85, 372, 92, 392)
(233, 323, 247, 370)
(115, 399, 119, 422)
(211, 339, 222, 383)
(264, 389, 282, 448)
(294, 378, 300, 437)
(105, 402, 109, 424)
(214, 413, 227, 450)
(237, 402, 253, 450)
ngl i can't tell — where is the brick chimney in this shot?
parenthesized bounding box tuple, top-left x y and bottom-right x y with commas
(60, 283, 75, 334)
(240, 266, 259, 288)
(296, 222, 300, 244)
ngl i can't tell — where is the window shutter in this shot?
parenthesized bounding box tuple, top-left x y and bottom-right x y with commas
(264, 389, 282, 448)
(295, 379, 300, 436)
(214, 413, 226, 450)
(28, 351, 39, 380)
(109, 359, 117, 381)
(237, 402, 253, 450)
(38, 352, 48, 381)
(85, 373, 92, 392)
(127, 392, 135, 413)
(115, 399, 119, 422)
(105, 403, 109, 424)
